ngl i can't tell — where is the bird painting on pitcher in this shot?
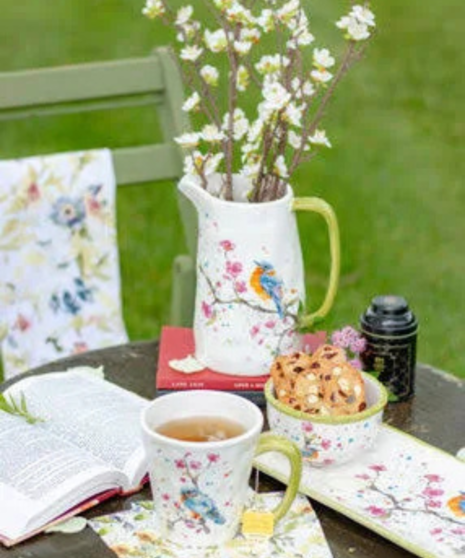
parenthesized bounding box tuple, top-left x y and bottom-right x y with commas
(250, 261, 284, 318)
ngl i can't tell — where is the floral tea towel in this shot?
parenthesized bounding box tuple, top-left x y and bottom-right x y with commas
(0, 149, 128, 379)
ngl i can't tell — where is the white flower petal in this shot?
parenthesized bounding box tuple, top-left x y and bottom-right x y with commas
(169, 355, 205, 373)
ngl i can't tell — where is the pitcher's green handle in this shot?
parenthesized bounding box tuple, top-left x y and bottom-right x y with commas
(292, 197, 340, 328)
(255, 432, 302, 522)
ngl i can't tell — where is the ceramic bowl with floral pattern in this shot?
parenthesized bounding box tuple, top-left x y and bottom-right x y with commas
(265, 372, 388, 467)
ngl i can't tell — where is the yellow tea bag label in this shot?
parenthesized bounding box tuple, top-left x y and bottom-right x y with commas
(241, 510, 274, 537)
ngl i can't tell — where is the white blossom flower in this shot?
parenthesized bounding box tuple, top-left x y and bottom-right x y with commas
(257, 9, 274, 32)
(241, 141, 259, 160)
(287, 14, 314, 48)
(288, 130, 302, 149)
(296, 28, 314, 47)
(274, 155, 289, 178)
(182, 91, 201, 112)
(236, 65, 250, 92)
(291, 77, 315, 99)
(233, 40, 253, 56)
(201, 124, 224, 143)
(288, 130, 311, 151)
(240, 160, 261, 181)
(308, 129, 332, 148)
(241, 27, 261, 44)
(336, 16, 351, 30)
(175, 5, 193, 27)
(313, 48, 335, 69)
(176, 21, 200, 42)
(200, 65, 219, 86)
(174, 132, 201, 148)
(346, 18, 370, 40)
(223, 108, 249, 141)
(184, 151, 224, 176)
(257, 99, 276, 123)
(303, 80, 316, 97)
(142, 0, 165, 19)
(204, 152, 225, 176)
(351, 5, 376, 27)
(336, 13, 371, 41)
(204, 29, 228, 52)
(263, 80, 292, 111)
(284, 103, 303, 127)
(226, 3, 255, 25)
(183, 152, 199, 175)
(311, 68, 333, 83)
(291, 77, 301, 90)
(180, 45, 203, 62)
(256, 54, 289, 75)
(247, 120, 264, 143)
(276, 0, 300, 24)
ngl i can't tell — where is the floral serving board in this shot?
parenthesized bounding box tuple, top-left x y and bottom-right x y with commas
(254, 425, 465, 558)
(89, 491, 333, 558)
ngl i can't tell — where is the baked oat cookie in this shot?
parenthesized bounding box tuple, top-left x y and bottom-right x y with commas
(293, 371, 328, 414)
(271, 344, 367, 417)
(322, 361, 366, 415)
(311, 344, 347, 365)
(270, 352, 314, 404)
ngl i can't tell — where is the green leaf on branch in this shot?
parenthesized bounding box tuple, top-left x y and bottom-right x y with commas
(0, 392, 44, 424)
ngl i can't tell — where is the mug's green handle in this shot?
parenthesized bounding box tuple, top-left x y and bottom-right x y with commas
(254, 432, 302, 522)
(292, 197, 340, 328)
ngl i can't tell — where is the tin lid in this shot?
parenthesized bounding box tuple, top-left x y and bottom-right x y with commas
(360, 295, 418, 336)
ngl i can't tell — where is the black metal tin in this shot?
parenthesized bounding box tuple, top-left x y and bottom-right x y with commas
(360, 295, 418, 402)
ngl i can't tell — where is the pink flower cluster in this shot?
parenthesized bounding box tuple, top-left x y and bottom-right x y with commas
(330, 325, 366, 369)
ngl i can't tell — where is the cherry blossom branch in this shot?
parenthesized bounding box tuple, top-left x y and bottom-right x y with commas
(199, 264, 298, 323)
(362, 469, 465, 528)
(290, 41, 358, 175)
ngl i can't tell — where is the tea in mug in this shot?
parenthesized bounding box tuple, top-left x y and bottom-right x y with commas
(155, 416, 245, 442)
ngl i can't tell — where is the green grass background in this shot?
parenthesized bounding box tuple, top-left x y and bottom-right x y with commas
(0, 0, 463, 378)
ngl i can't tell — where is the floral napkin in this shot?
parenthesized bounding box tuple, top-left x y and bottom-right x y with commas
(0, 150, 128, 378)
(89, 491, 334, 558)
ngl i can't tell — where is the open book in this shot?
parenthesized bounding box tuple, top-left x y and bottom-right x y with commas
(0, 367, 149, 546)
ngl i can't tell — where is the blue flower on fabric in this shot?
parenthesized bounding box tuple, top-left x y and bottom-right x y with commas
(74, 278, 93, 302)
(49, 278, 94, 315)
(50, 196, 86, 229)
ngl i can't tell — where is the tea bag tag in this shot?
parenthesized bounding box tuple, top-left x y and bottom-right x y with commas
(241, 470, 274, 538)
(241, 510, 274, 538)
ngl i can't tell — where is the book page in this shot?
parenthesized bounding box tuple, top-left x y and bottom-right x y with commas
(5, 369, 149, 487)
(0, 412, 126, 540)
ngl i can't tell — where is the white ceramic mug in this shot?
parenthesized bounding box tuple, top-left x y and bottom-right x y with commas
(140, 390, 302, 547)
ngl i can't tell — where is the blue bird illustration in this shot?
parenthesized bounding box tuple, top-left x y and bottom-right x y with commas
(180, 487, 226, 525)
(250, 261, 284, 318)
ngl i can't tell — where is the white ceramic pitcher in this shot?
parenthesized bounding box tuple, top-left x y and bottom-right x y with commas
(179, 174, 340, 376)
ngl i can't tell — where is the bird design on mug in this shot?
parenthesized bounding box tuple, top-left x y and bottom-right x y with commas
(250, 261, 284, 318)
(180, 487, 226, 525)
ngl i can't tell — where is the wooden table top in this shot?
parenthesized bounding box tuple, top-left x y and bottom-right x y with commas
(1, 340, 464, 558)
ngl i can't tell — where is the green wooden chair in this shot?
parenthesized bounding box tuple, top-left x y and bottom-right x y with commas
(0, 47, 196, 330)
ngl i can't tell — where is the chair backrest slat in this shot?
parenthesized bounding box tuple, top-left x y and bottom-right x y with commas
(0, 49, 188, 187)
(0, 93, 163, 121)
(113, 144, 182, 185)
(0, 57, 164, 111)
